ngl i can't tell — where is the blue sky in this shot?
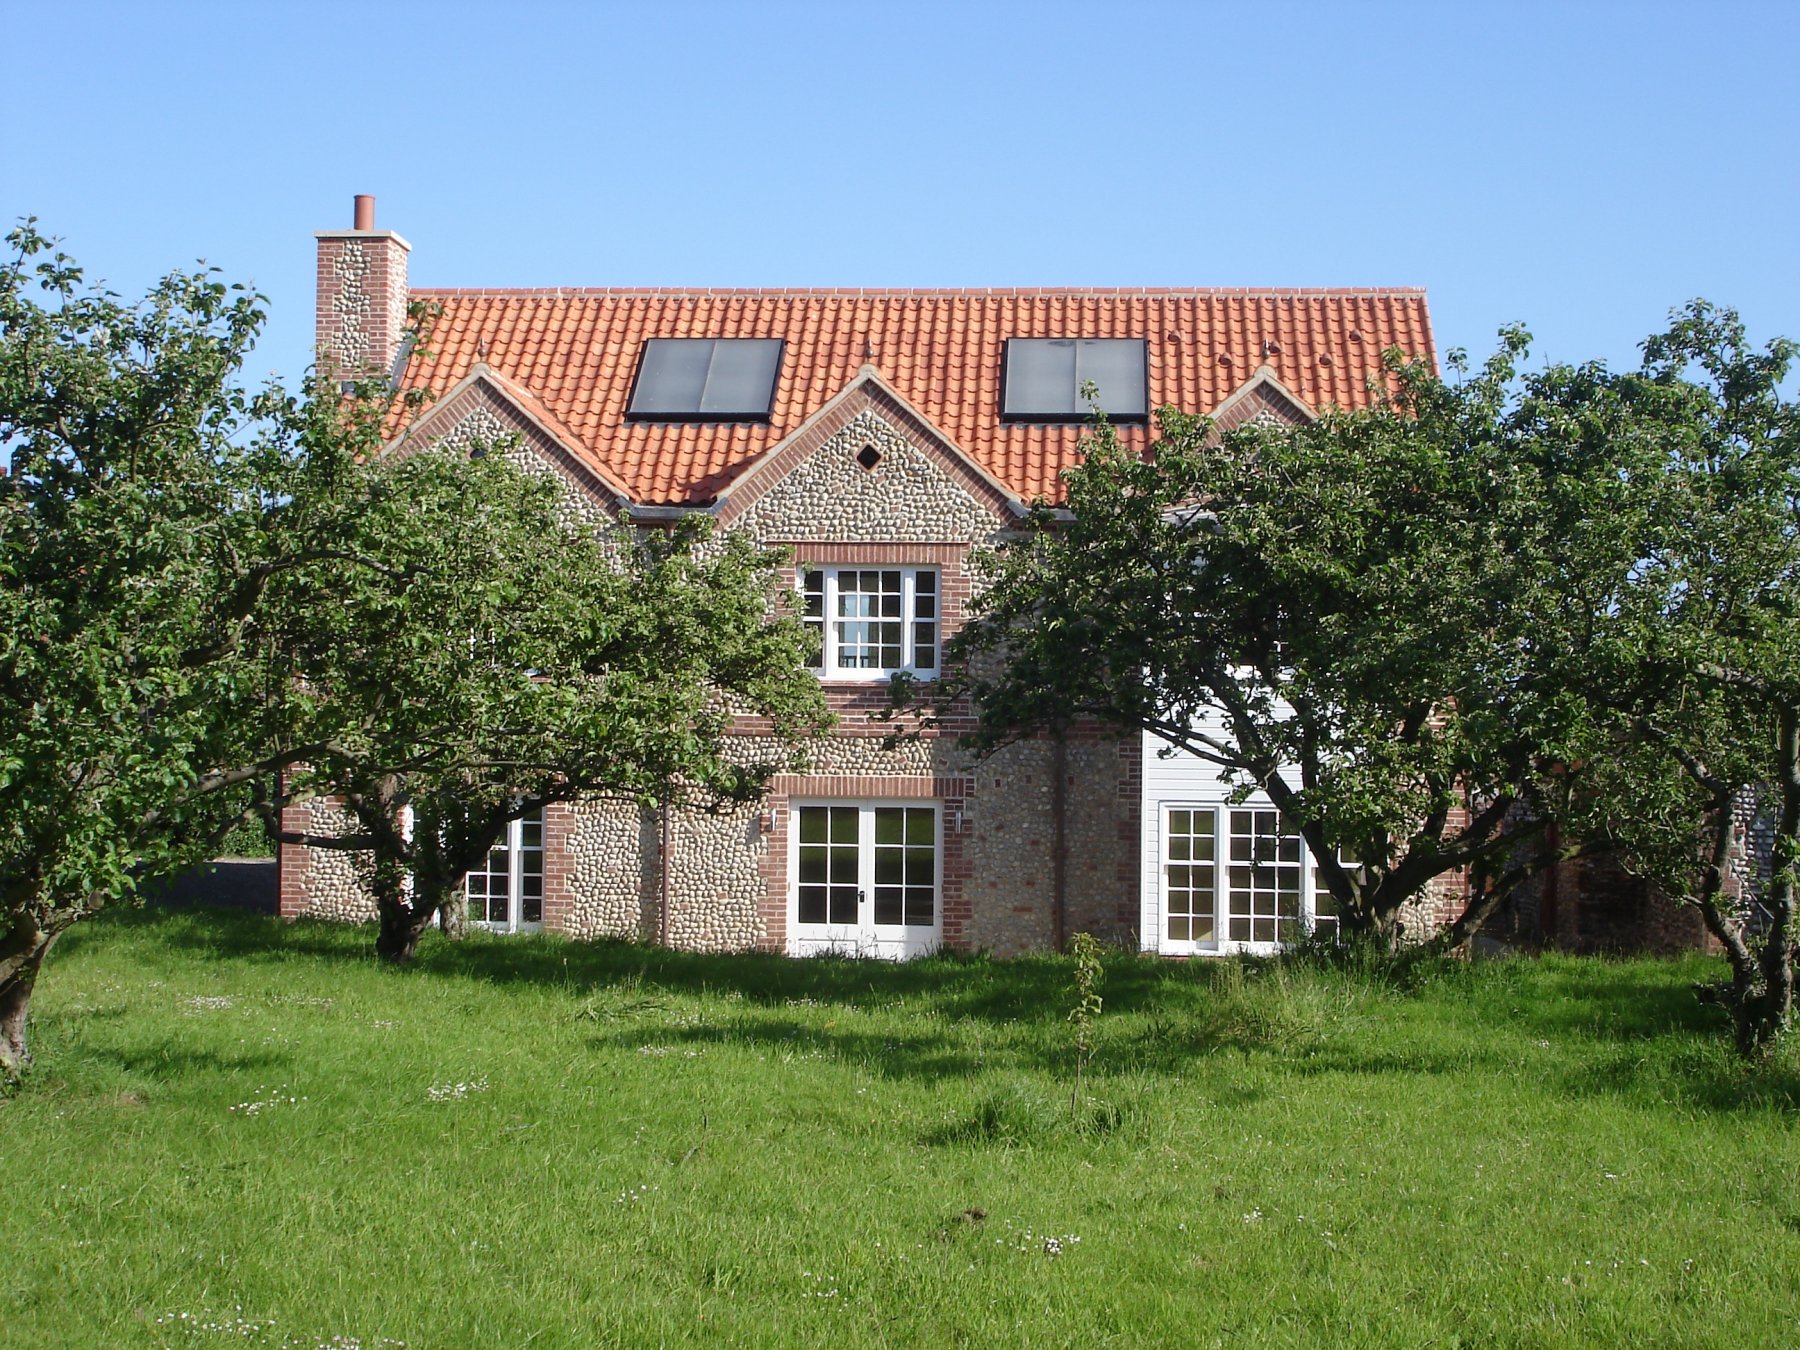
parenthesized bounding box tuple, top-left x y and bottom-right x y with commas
(6, 1, 1797, 395)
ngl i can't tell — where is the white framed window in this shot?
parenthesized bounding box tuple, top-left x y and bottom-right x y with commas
(800, 567, 939, 680)
(467, 808, 545, 933)
(789, 802, 941, 958)
(1158, 803, 1339, 953)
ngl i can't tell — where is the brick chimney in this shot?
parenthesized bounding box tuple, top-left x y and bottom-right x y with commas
(314, 194, 411, 382)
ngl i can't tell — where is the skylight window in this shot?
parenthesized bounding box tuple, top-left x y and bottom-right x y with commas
(1001, 338, 1148, 422)
(627, 338, 784, 420)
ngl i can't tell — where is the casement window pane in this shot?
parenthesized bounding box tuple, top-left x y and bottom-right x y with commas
(799, 808, 827, 845)
(873, 887, 901, 925)
(905, 808, 933, 846)
(876, 811, 903, 846)
(1228, 809, 1303, 944)
(801, 571, 824, 670)
(829, 807, 858, 845)
(829, 884, 857, 924)
(1164, 807, 1217, 945)
(804, 567, 940, 678)
(904, 887, 933, 926)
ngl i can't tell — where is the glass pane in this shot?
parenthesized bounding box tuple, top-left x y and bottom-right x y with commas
(875, 810, 903, 845)
(1229, 916, 1251, 942)
(905, 887, 934, 926)
(799, 808, 826, 844)
(1168, 835, 1190, 862)
(628, 339, 712, 414)
(829, 886, 857, 924)
(799, 850, 826, 885)
(1170, 810, 1190, 835)
(1074, 339, 1147, 417)
(698, 339, 782, 415)
(798, 886, 826, 925)
(830, 808, 858, 845)
(913, 622, 937, 670)
(874, 850, 903, 886)
(1168, 916, 1190, 941)
(873, 887, 902, 926)
(905, 846, 932, 885)
(1003, 339, 1078, 417)
(829, 850, 857, 884)
(1193, 912, 1215, 943)
(523, 894, 542, 925)
(906, 809, 933, 845)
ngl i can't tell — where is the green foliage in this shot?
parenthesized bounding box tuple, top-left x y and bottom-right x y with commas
(1574, 303, 1800, 1055)
(0, 219, 389, 1072)
(266, 435, 831, 958)
(0, 220, 830, 1076)
(1067, 930, 1103, 1119)
(940, 342, 1666, 949)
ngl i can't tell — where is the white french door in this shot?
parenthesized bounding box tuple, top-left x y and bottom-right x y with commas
(466, 809, 545, 933)
(789, 802, 941, 958)
(1159, 803, 1339, 953)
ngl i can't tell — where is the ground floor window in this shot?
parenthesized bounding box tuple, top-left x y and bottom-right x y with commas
(467, 809, 545, 933)
(1160, 803, 1339, 952)
(790, 802, 940, 958)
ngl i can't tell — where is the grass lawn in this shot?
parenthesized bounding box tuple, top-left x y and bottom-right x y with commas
(4, 908, 1798, 1348)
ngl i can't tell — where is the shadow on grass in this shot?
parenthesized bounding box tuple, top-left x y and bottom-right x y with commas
(61, 905, 1800, 1113)
(588, 1017, 986, 1082)
(85, 1044, 293, 1082)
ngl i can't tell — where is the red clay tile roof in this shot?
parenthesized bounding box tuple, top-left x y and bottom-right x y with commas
(398, 288, 1435, 506)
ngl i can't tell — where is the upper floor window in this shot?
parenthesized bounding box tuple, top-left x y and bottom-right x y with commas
(801, 567, 938, 680)
(1001, 338, 1148, 422)
(626, 338, 784, 420)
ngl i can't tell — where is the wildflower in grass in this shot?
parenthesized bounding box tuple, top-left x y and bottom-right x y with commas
(615, 1183, 659, 1205)
(182, 995, 233, 1012)
(229, 1085, 306, 1116)
(426, 1078, 488, 1102)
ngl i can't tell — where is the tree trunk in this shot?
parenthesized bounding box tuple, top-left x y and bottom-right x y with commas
(367, 858, 435, 964)
(375, 900, 437, 964)
(439, 890, 467, 941)
(0, 923, 58, 1082)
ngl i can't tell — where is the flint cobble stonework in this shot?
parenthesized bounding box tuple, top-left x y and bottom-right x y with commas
(281, 397, 1144, 956)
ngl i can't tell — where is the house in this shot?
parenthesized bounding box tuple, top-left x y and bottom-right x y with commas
(279, 195, 1444, 957)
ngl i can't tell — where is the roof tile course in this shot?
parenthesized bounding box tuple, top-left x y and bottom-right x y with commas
(398, 288, 1434, 506)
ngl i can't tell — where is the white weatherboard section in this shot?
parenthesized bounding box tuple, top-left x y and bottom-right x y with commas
(1139, 703, 1326, 956)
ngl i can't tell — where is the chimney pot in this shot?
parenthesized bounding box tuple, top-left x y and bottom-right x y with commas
(353, 194, 375, 231)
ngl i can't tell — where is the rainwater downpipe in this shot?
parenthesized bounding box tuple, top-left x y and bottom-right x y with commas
(658, 791, 673, 948)
(1052, 731, 1069, 953)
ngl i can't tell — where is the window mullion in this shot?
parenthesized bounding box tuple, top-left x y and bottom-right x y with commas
(900, 570, 915, 674)
(507, 820, 522, 936)
(824, 572, 838, 677)
(860, 806, 874, 920)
